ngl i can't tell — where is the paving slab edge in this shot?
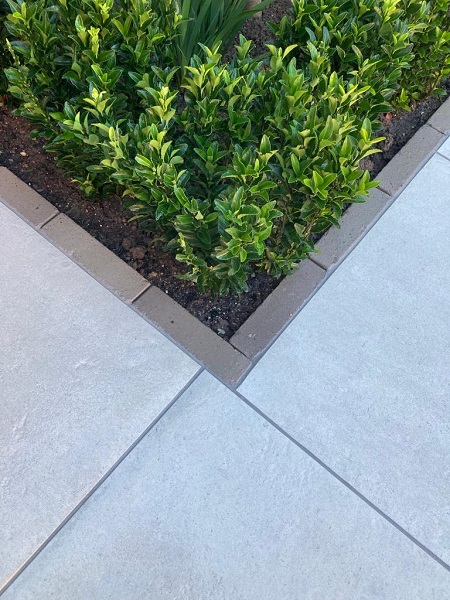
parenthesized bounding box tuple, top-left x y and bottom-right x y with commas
(0, 98, 449, 386)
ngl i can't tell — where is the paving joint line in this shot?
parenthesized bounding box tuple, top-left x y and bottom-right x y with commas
(232, 388, 450, 574)
(129, 282, 151, 304)
(437, 150, 450, 164)
(307, 254, 328, 270)
(0, 367, 205, 597)
(429, 123, 448, 135)
(38, 210, 60, 229)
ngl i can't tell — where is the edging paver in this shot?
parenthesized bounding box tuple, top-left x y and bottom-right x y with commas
(42, 213, 150, 303)
(376, 123, 445, 196)
(0, 167, 59, 227)
(134, 286, 250, 385)
(310, 188, 393, 271)
(428, 98, 450, 134)
(230, 259, 326, 360)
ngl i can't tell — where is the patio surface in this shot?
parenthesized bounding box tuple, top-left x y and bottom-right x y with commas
(1, 139, 450, 598)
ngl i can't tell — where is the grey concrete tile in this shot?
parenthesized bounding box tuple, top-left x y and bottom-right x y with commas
(230, 259, 326, 360)
(42, 213, 150, 302)
(0, 168, 59, 227)
(134, 286, 250, 385)
(377, 124, 444, 195)
(0, 203, 199, 586)
(239, 154, 450, 563)
(312, 188, 393, 270)
(438, 136, 450, 160)
(428, 98, 450, 134)
(3, 372, 450, 600)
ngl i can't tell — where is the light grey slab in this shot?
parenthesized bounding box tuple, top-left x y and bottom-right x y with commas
(3, 372, 450, 600)
(239, 153, 450, 564)
(0, 203, 199, 587)
(439, 137, 450, 160)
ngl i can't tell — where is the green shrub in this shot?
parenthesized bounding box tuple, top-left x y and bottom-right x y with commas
(5, 0, 380, 293)
(272, 0, 450, 112)
(124, 44, 381, 292)
(397, 0, 450, 107)
(4, 0, 181, 192)
(0, 0, 9, 93)
(271, 0, 413, 123)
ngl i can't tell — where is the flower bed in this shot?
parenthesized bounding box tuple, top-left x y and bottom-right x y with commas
(1, 0, 449, 337)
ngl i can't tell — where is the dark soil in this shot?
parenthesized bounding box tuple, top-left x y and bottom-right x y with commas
(0, 106, 279, 340)
(1, 0, 449, 340)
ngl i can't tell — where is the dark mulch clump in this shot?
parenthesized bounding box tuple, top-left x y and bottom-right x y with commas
(0, 0, 448, 339)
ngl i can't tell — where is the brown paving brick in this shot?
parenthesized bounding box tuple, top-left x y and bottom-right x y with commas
(0, 167, 59, 227)
(42, 213, 150, 302)
(311, 188, 393, 271)
(230, 259, 326, 360)
(134, 286, 251, 385)
(377, 125, 444, 196)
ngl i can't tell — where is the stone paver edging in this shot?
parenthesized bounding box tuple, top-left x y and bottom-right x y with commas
(1, 98, 449, 385)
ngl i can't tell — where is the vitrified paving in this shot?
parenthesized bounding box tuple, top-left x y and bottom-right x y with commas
(0, 203, 200, 587)
(239, 152, 450, 565)
(1, 140, 450, 598)
(3, 373, 450, 600)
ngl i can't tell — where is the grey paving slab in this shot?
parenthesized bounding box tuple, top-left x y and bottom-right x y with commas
(3, 372, 450, 600)
(239, 153, 450, 564)
(438, 136, 450, 160)
(0, 203, 199, 587)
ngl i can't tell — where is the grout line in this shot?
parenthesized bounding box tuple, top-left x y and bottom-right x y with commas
(307, 254, 328, 270)
(38, 211, 60, 229)
(129, 282, 151, 304)
(231, 388, 450, 574)
(0, 367, 205, 597)
(437, 151, 450, 164)
(378, 184, 391, 195)
(429, 123, 448, 136)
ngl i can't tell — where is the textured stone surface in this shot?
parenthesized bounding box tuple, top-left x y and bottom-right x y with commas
(3, 373, 450, 600)
(438, 136, 450, 160)
(43, 213, 150, 302)
(0, 203, 199, 586)
(428, 98, 450, 134)
(377, 124, 444, 195)
(0, 167, 58, 227)
(312, 188, 393, 270)
(239, 154, 450, 564)
(231, 259, 326, 359)
(134, 286, 251, 385)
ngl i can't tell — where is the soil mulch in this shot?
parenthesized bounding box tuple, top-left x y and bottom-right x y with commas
(0, 1, 449, 340)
